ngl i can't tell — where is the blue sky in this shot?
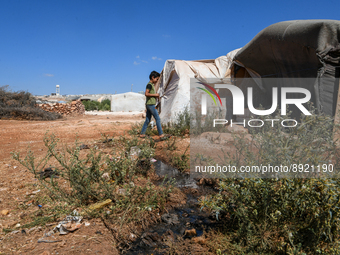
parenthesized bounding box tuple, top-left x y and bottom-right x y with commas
(0, 0, 339, 96)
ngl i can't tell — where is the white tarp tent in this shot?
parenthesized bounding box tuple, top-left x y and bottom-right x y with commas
(111, 92, 145, 112)
(156, 49, 239, 123)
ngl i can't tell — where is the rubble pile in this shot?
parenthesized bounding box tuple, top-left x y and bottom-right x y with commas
(37, 100, 85, 115)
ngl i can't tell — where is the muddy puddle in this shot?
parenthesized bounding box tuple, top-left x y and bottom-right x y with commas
(125, 160, 221, 254)
(153, 160, 198, 189)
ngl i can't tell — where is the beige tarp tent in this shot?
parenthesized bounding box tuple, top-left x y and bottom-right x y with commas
(111, 92, 145, 112)
(155, 50, 239, 123)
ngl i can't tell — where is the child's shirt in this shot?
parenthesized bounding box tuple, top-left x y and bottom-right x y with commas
(146, 82, 156, 105)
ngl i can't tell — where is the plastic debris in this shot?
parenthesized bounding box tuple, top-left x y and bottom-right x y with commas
(118, 189, 126, 195)
(79, 144, 89, 150)
(39, 168, 59, 179)
(129, 146, 141, 160)
(101, 172, 110, 181)
(150, 158, 157, 163)
(38, 210, 82, 243)
(88, 199, 112, 211)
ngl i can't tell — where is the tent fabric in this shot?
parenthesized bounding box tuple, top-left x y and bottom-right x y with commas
(111, 92, 145, 112)
(233, 20, 340, 116)
(157, 56, 235, 123)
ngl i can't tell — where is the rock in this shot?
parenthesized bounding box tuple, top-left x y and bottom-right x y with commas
(161, 213, 180, 225)
(130, 233, 137, 241)
(227, 124, 249, 134)
(192, 236, 207, 244)
(184, 228, 197, 237)
(4, 220, 17, 228)
(140, 232, 161, 247)
(1, 209, 9, 216)
(198, 178, 219, 187)
(162, 230, 175, 242)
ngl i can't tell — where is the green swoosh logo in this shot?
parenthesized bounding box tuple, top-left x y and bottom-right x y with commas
(197, 87, 217, 106)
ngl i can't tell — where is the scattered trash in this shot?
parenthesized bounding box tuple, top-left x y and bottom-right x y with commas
(39, 210, 82, 242)
(39, 167, 59, 179)
(118, 189, 126, 195)
(84, 222, 90, 227)
(101, 172, 110, 181)
(27, 226, 42, 234)
(32, 189, 41, 194)
(130, 146, 141, 160)
(150, 158, 157, 163)
(88, 199, 112, 211)
(15, 223, 21, 228)
(21, 229, 26, 234)
(102, 138, 113, 143)
(38, 205, 42, 208)
(79, 144, 89, 150)
(95, 231, 103, 235)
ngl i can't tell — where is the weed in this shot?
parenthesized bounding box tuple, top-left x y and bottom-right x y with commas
(0, 85, 61, 120)
(12, 132, 172, 246)
(200, 109, 340, 253)
(170, 145, 189, 172)
(22, 216, 56, 229)
(166, 137, 177, 151)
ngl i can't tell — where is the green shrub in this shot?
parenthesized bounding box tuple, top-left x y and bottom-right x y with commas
(82, 99, 111, 111)
(200, 109, 340, 253)
(101, 99, 111, 111)
(12, 133, 157, 206)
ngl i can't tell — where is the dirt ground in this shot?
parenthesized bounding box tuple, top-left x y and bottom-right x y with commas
(0, 112, 154, 254)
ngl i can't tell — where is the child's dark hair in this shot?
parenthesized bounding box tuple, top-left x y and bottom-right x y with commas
(149, 71, 160, 80)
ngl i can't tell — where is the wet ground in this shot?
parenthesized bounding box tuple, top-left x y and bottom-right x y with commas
(125, 161, 221, 254)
